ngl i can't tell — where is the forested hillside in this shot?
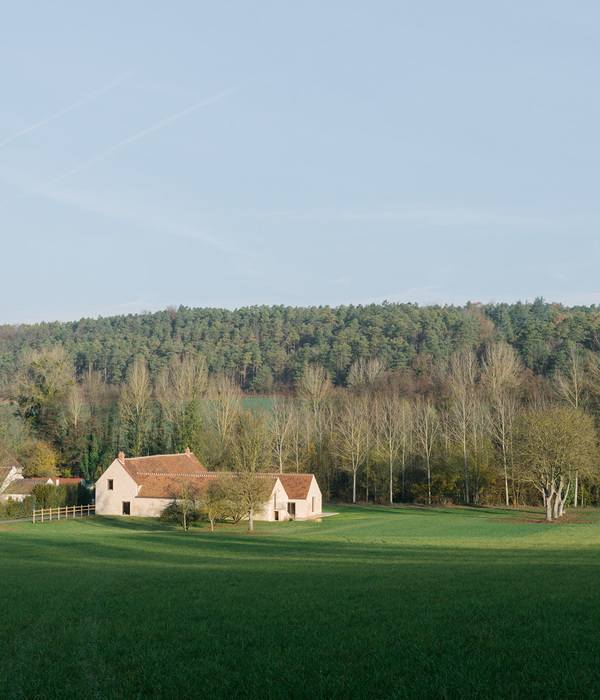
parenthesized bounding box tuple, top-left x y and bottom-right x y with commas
(2, 298, 600, 513)
(1, 298, 599, 388)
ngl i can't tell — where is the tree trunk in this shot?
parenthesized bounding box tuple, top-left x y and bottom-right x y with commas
(503, 450, 509, 506)
(248, 507, 254, 532)
(545, 485, 555, 522)
(389, 454, 393, 504)
(552, 477, 564, 520)
(574, 471, 579, 508)
(426, 454, 431, 506)
(353, 467, 357, 503)
(557, 480, 572, 517)
(463, 440, 470, 505)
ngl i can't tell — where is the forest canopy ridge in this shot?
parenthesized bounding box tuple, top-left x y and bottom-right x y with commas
(1, 297, 598, 388)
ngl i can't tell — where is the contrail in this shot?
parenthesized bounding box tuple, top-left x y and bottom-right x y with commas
(0, 83, 239, 210)
(0, 69, 137, 149)
(45, 84, 239, 187)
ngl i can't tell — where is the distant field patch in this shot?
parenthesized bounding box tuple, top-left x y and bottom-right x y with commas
(2, 506, 600, 698)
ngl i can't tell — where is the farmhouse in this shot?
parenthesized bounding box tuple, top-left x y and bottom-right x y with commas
(95, 450, 323, 521)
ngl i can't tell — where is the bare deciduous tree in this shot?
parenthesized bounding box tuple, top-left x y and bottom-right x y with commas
(198, 478, 230, 532)
(297, 363, 333, 421)
(156, 354, 208, 452)
(513, 406, 597, 521)
(482, 342, 523, 506)
(555, 343, 587, 409)
(347, 357, 385, 392)
(413, 396, 440, 506)
(160, 479, 201, 531)
(554, 342, 588, 505)
(336, 395, 371, 503)
(271, 398, 295, 473)
(119, 358, 152, 456)
(206, 374, 243, 463)
(447, 349, 479, 505)
(229, 410, 274, 531)
(374, 392, 406, 504)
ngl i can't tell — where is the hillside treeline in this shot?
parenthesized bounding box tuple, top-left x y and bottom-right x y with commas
(2, 298, 600, 389)
(2, 332, 600, 514)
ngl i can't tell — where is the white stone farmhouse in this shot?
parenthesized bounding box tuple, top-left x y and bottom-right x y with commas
(95, 450, 323, 521)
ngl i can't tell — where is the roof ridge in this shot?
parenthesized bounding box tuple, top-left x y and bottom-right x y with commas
(138, 471, 207, 476)
(126, 452, 193, 460)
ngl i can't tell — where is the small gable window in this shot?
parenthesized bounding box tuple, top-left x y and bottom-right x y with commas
(107, 479, 114, 490)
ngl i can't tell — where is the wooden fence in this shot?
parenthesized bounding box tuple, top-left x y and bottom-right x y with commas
(32, 504, 96, 523)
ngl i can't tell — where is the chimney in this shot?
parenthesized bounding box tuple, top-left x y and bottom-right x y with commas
(185, 447, 191, 457)
(118, 451, 125, 465)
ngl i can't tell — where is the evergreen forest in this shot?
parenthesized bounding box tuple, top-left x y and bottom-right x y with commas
(2, 298, 600, 513)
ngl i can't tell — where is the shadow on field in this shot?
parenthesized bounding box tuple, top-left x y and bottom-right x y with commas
(4, 507, 600, 699)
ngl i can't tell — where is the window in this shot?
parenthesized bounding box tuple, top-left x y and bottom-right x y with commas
(107, 479, 114, 490)
(122, 502, 130, 515)
(287, 502, 296, 516)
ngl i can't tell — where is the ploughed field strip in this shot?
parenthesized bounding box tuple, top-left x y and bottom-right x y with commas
(2, 506, 600, 698)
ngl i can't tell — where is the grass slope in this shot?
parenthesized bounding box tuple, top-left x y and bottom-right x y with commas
(2, 506, 600, 698)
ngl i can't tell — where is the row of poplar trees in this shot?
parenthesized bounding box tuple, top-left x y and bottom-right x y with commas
(2, 340, 600, 519)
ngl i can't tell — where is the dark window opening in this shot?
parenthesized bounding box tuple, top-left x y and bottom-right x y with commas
(122, 502, 130, 515)
(287, 502, 296, 516)
(108, 479, 113, 490)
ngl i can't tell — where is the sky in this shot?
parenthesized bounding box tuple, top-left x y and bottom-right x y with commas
(1, 1, 600, 324)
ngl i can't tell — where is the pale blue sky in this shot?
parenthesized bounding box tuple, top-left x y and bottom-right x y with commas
(1, 1, 600, 324)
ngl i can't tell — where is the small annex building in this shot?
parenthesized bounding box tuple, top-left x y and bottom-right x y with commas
(0, 455, 25, 501)
(95, 450, 323, 521)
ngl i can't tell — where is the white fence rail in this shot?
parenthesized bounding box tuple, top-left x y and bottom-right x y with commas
(32, 504, 96, 523)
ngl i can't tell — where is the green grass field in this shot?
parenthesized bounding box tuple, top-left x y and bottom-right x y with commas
(2, 506, 600, 699)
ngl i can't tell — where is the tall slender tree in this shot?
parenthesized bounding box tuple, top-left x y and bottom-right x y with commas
(482, 342, 522, 506)
(119, 358, 152, 456)
(447, 349, 479, 505)
(336, 395, 371, 503)
(413, 396, 440, 506)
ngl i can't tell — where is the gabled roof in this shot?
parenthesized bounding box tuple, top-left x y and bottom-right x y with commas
(136, 474, 212, 499)
(0, 455, 24, 494)
(278, 474, 314, 500)
(129, 468, 314, 502)
(0, 452, 22, 470)
(135, 472, 278, 499)
(0, 466, 13, 489)
(119, 452, 207, 485)
(2, 478, 47, 496)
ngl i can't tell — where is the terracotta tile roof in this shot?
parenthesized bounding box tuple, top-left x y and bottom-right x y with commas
(2, 478, 46, 496)
(0, 452, 22, 470)
(136, 474, 213, 499)
(0, 466, 12, 488)
(278, 474, 314, 500)
(122, 453, 207, 484)
(131, 469, 314, 501)
(135, 472, 279, 500)
(0, 454, 23, 491)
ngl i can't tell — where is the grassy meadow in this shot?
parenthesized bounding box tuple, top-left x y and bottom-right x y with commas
(2, 506, 600, 698)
